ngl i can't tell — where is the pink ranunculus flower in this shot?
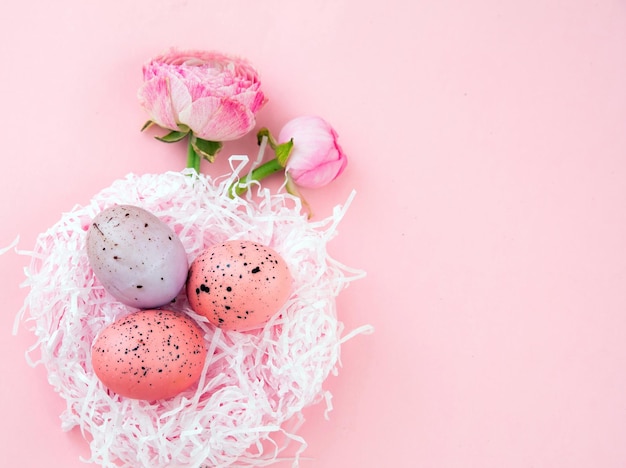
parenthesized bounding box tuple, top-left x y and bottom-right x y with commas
(278, 116, 348, 188)
(138, 49, 267, 142)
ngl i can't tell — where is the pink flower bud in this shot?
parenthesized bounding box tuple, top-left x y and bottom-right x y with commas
(278, 116, 348, 188)
(138, 49, 267, 141)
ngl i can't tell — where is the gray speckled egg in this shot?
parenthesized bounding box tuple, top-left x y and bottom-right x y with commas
(87, 204, 188, 308)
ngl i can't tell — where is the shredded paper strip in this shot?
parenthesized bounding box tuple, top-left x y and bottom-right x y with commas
(14, 167, 370, 467)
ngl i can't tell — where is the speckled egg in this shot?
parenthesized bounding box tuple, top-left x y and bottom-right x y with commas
(91, 309, 207, 400)
(187, 240, 292, 331)
(87, 204, 188, 308)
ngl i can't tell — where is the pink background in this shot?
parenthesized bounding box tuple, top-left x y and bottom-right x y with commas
(2, 0, 626, 466)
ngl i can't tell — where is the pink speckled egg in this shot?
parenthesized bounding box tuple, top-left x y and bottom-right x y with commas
(187, 240, 292, 331)
(91, 309, 207, 400)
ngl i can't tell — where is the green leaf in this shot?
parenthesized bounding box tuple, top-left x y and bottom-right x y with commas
(275, 139, 294, 167)
(285, 173, 312, 218)
(140, 120, 154, 132)
(176, 124, 190, 133)
(256, 128, 271, 146)
(155, 130, 189, 143)
(256, 127, 279, 149)
(192, 136, 223, 163)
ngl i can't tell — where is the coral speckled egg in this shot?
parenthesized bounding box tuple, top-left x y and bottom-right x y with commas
(91, 309, 207, 400)
(187, 240, 292, 331)
(86, 205, 188, 309)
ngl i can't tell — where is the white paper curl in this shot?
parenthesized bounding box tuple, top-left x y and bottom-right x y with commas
(14, 165, 372, 467)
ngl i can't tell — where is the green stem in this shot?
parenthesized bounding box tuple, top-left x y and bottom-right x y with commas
(186, 135, 200, 173)
(230, 158, 284, 197)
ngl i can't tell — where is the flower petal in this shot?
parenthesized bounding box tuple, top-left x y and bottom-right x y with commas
(137, 76, 179, 131)
(167, 74, 192, 119)
(289, 154, 348, 188)
(185, 97, 255, 141)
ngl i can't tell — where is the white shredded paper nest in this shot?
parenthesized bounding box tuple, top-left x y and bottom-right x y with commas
(14, 161, 370, 468)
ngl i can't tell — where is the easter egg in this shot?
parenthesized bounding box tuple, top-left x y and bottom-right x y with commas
(91, 309, 207, 400)
(87, 204, 188, 308)
(187, 240, 292, 331)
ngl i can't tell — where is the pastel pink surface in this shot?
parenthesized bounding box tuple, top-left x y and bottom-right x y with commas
(2, 1, 626, 468)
